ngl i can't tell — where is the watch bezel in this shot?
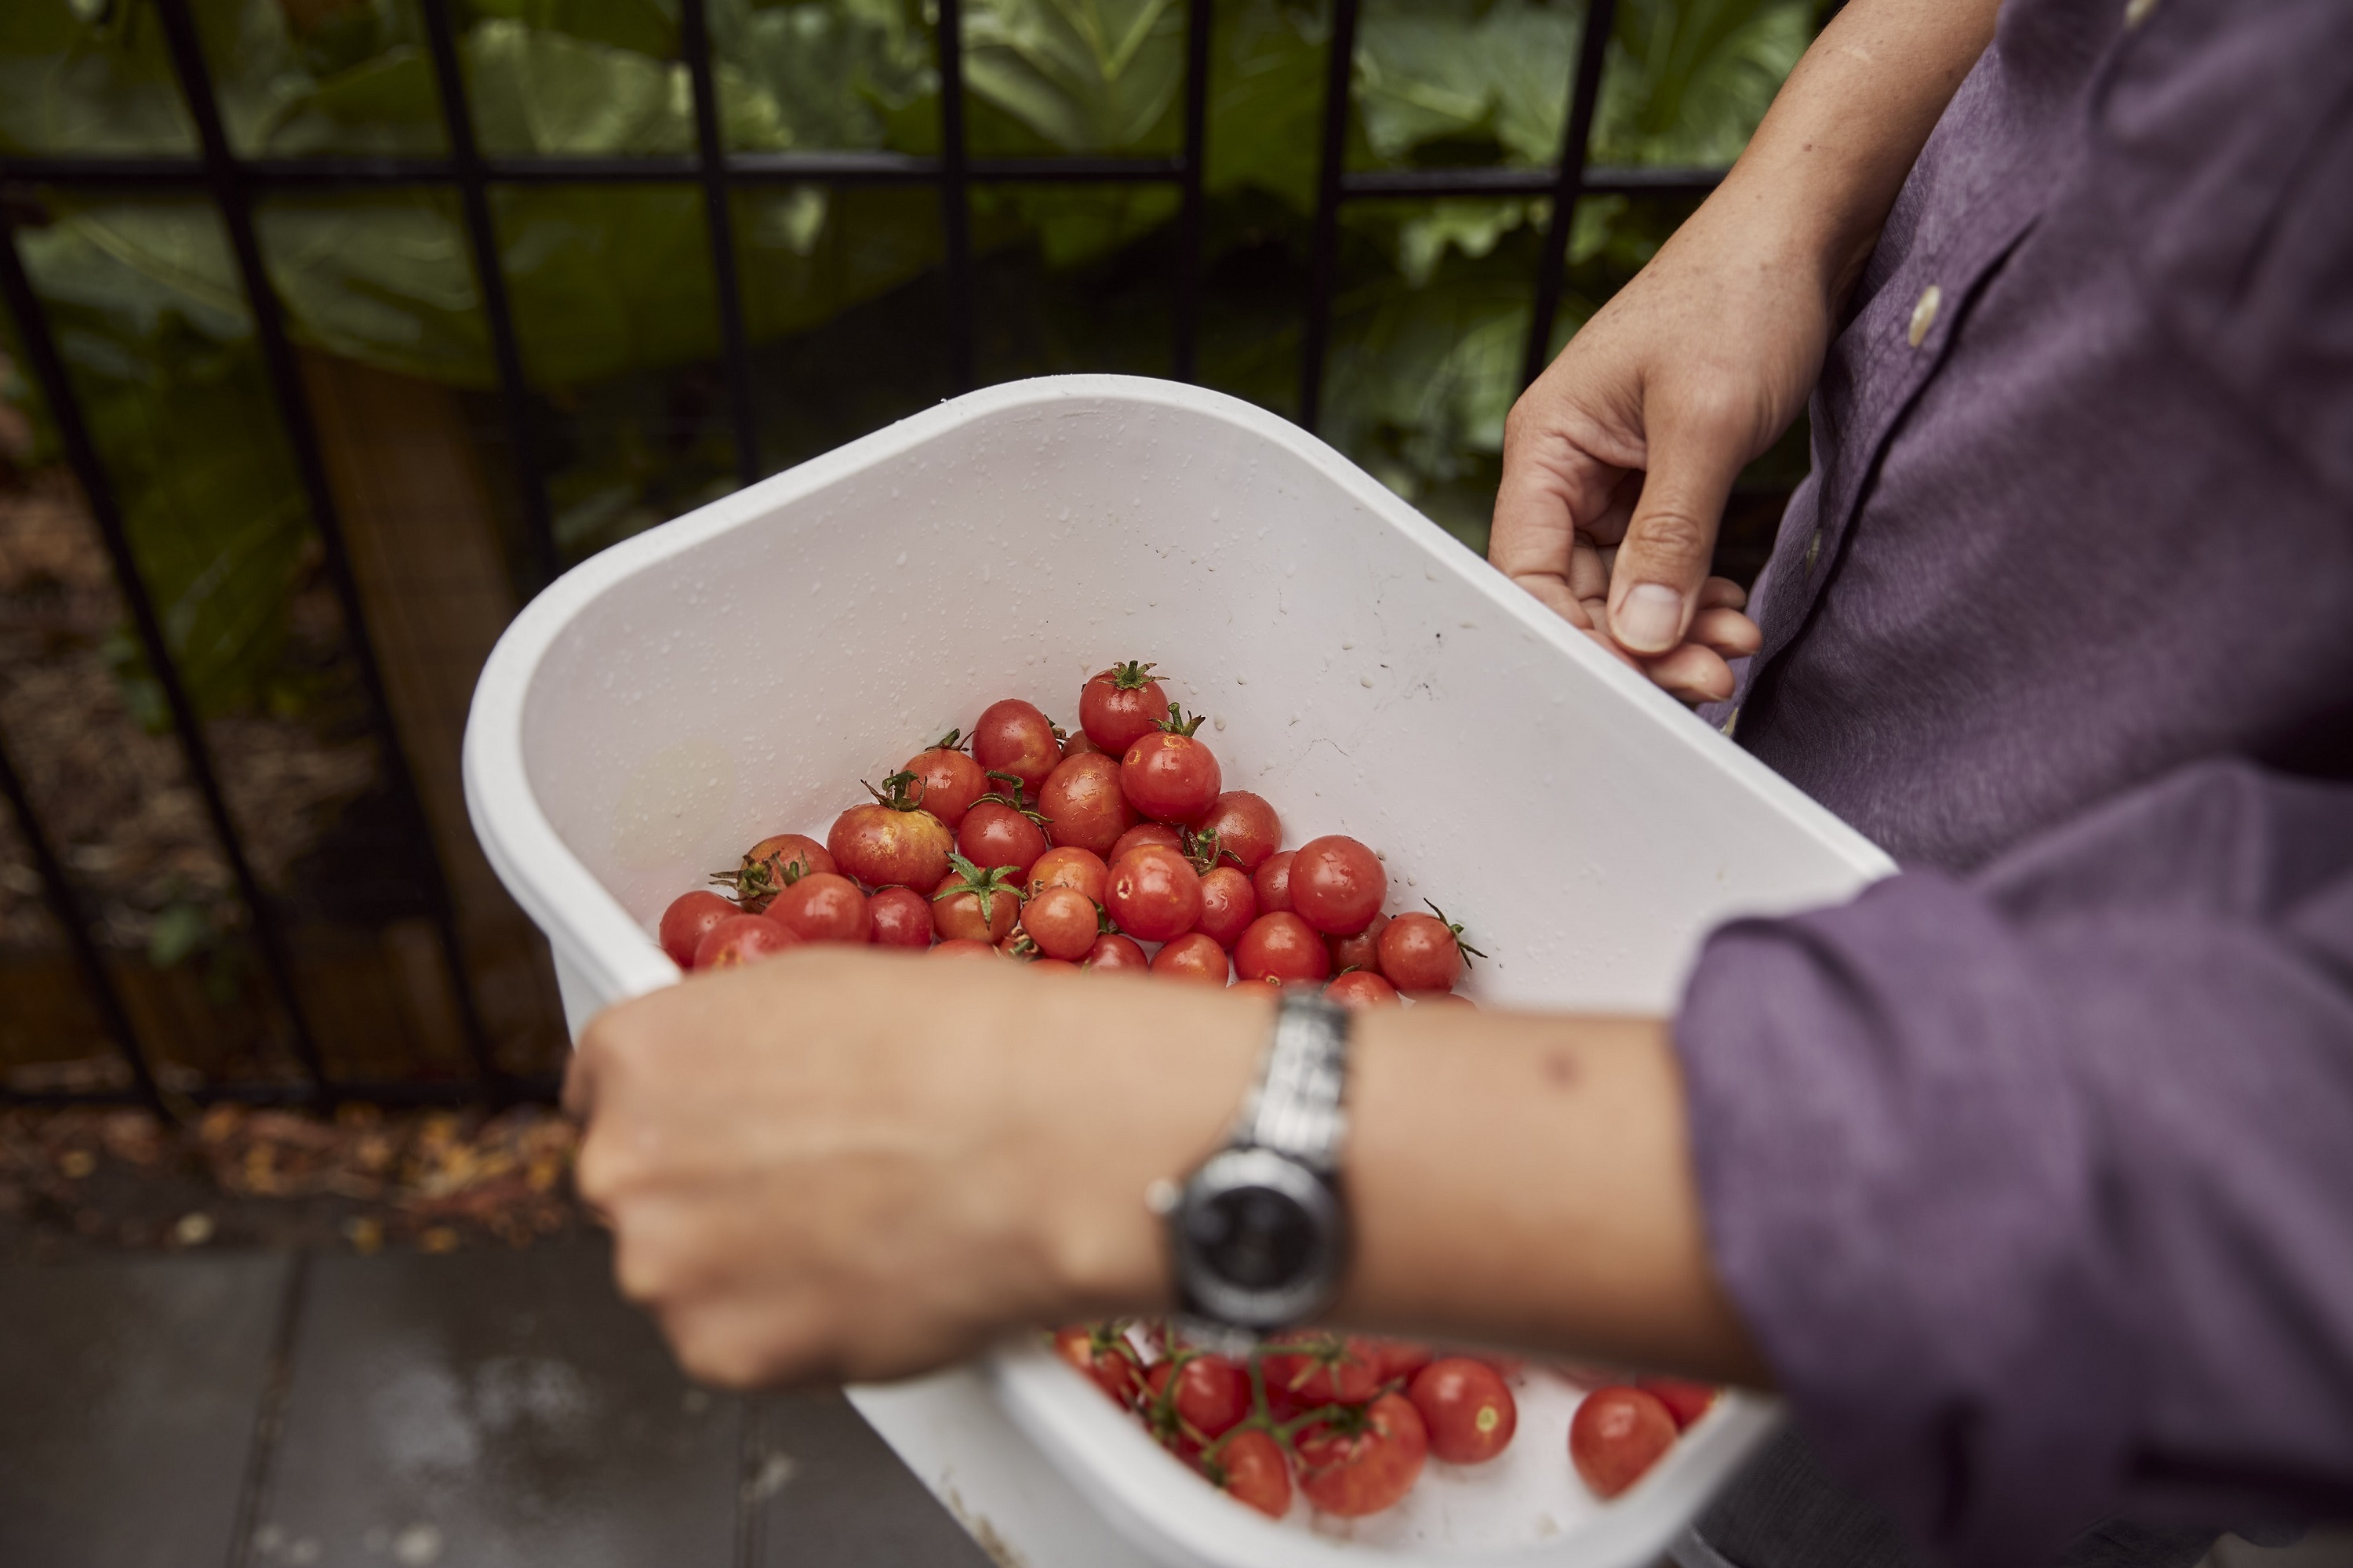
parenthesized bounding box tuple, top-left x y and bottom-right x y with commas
(1169, 1145, 1346, 1330)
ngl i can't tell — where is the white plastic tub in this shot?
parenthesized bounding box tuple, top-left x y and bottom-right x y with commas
(464, 374, 1893, 1568)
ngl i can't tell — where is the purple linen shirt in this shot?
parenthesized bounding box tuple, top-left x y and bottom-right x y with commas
(1673, 0, 2353, 1561)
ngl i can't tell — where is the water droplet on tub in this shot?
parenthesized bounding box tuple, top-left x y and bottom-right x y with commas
(1360, 676, 1374, 688)
(896, 551, 907, 566)
(1341, 641, 1354, 650)
(1213, 716, 1226, 731)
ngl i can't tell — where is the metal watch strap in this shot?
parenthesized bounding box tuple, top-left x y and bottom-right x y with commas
(1232, 991, 1351, 1173)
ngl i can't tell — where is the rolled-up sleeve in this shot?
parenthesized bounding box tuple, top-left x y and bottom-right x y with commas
(1676, 759, 2353, 1564)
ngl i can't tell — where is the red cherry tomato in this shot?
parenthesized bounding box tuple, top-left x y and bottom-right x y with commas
(1147, 1352, 1252, 1440)
(900, 744, 990, 828)
(1328, 911, 1388, 976)
(693, 914, 801, 970)
(1409, 1358, 1518, 1464)
(1060, 729, 1103, 757)
(958, 799, 1049, 879)
(1262, 1333, 1384, 1408)
(658, 890, 738, 968)
(1110, 820, 1184, 864)
(1026, 846, 1109, 906)
(1151, 932, 1231, 984)
(1234, 912, 1331, 984)
(1294, 1392, 1427, 1517)
(1209, 1428, 1291, 1519)
(1190, 791, 1280, 871)
(1325, 970, 1401, 1009)
(1020, 885, 1102, 962)
(1229, 976, 1283, 999)
(1121, 724, 1222, 824)
(1252, 850, 1296, 913)
(972, 699, 1060, 796)
(867, 886, 935, 948)
(1053, 1325, 1143, 1406)
(1079, 933, 1147, 971)
(713, 832, 835, 910)
(1635, 1376, 1718, 1431)
(1037, 752, 1136, 858)
(1194, 865, 1257, 948)
(1078, 660, 1170, 755)
(933, 861, 1024, 944)
(1363, 1339, 1433, 1385)
(1106, 845, 1202, 944)
(929, 938, 1000, 959)
(827, 776, 955, 889)
(1379, 907, 1482, 992)
(1030, 956, 1081, 973)
(1289, 835, 1387, 935)
(1569, 1387, 1678, 1499)
(766, 871, 871, 944)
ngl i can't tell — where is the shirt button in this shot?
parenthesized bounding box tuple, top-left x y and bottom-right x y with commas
(2125, 0, 2158, 27)
(1720, 705, 1741, 738)
(1907, 284, 1943, 347)
(1802, 526, 1823, 576)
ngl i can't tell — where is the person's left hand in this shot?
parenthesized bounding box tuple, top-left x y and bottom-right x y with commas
(563, 947, 1261, 1386)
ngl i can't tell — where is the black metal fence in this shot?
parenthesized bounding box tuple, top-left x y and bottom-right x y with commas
(0, 0, 1735, 1114)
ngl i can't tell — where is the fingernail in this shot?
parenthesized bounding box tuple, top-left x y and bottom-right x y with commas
(1613, 583, 1683, 653)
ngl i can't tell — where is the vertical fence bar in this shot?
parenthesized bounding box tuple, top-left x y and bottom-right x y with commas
(678, 0, 763, 487)
(1296, 0, 1361, 431)
(0, 215, 328, 1096)
(151, 0, 503, 1094)
(1172, 0, 1214, 382)
(416, 0, 562, 589)
(1520, 0, 1617, 388)
(936, 0, 975, 391)
(0, 723, 167, 1114)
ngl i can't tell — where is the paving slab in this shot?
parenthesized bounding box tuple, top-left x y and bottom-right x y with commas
(250, 1240, 742, 1568)
(747, 1388, 998, 1568)
(0, 1251, 292, 1568)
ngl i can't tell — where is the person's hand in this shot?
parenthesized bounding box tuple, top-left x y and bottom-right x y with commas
(563, 947, 1261, 1386)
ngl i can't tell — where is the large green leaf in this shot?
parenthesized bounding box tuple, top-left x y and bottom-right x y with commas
(964, 0, 1184, 154)
(0, 0, 197, 154)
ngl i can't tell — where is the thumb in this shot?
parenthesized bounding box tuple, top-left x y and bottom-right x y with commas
(1605, 410, 1747, 657)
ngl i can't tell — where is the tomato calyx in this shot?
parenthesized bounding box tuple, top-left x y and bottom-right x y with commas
(707, 853, 807, 907)
(1109, 659, 1163, 692)
(1424, 900, 1489, 968)
(864, 770, 931, 813)
(933, 852, 1023, 925)
(1180, 825, 1238, 875)
(1155, 701, 1208, 737)
(1002, 930, 1042, 961)
(930, 727, 968, 752)
(975, 770, 1054, 826)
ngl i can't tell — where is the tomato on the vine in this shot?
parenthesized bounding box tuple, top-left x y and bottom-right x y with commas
(1020, 885, 1101, 962)
(1194, 865, 1257, 948)
(933, 855, 1024, 944)
(1379, 904, 1485, 993)
(1569, 1387, 1677, 1499)
(1111, 821, 1184, 864)
(1289, 835, 1387, 936)
(1325, 970, 1401, 1009)
(1208, 1428, 1291, 1519)
(828, 773, 955, 889)
(1235, 913, 1330, 984)
(866, 886, 934, 948)
(1294, 1392, 1427, 1517)
(1078, 660, 1170, 755)
(1026, 846, 1108, 906)
(1190, 791, 1280, 871)
(958, 788, 1050, 879)
(1120, 707, 1222, 824)
(712, 832, 834, 911)
(767, 871, 871, 944)
(1261, 1333, 1383, 1409)
(1060, 730, 1103, 758)
(659, 890, 739, 968)
(1106, 845, 1202, 944)
(1635, 1376, 1718, 1431)
(972, 699, 1061, 795)
(1146, 1352, 1251, 1441)
(1082, 933, 1150, 971)
(901, 737, 990, 828)
(1037, 752, 1136, 858)
(1409, 1359, 1517, 1464)
(1053, 1325, 1144, 1406)
(1252, 850, 1296, 914)
(1151, 932, 1230, 984)
(1328, 911, 1388, 976)
(1363, 1339, 1434, 1385)
(693, 914, 801, 970)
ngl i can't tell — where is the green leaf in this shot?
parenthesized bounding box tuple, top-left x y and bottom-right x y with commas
(964, 0, 1184, 153)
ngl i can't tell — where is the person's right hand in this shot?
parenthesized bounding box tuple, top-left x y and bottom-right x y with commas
(1492, 203, 1835, 704)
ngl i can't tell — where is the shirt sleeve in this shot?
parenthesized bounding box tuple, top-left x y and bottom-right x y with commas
(1675, 758, 2353, 1565)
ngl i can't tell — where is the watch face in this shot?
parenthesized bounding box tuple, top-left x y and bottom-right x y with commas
(1187, 1183, 1315, 1290)
(1172, 1147, 1344, 1329)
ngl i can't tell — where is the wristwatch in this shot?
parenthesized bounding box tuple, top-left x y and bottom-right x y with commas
(1160, 991, 1352, 1331)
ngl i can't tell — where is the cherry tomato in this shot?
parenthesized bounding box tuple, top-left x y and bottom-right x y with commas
(1078, 660, 1170, 755)
(1209, 1428, 1291, 1519)
(1026, 846, 1109, 906)
(767, 871, 871, 944)
(1253, 850, 1296, 913)
(1379, 904, 1484, 992)
(1106, 845, 1202, 944)
(930, 938, 1000, 959)
(1229, 976, 1283, 999)
(1053, 1325, 1144, 1406)
(1409, 1359, 1517, 1464)
(1569, 1387, 1677, 1499)
(712, 832, 835, 911)
(1030, 957, 1079, 973)
(1294, 1392, 1427, 1517)
(972, 699, 1060, 795)
(1635, 1376, 1718, 1431)
(1110, 820, 1184, 864)
(1234, 912, 1330, 984)
(933, 857, 1024, 944)
(958, 799, 1049, 879)
(1082, 933, 1150, 972)
(866, 886, 935, 948)
(1121, 711, 1222, 823)
(1363, 1339, 1434, 1385)
(1147, 1352, 1252, 1440)
(1194, 865, 1257, 948)
(901, 741, 990, 828)
(828, 773, 955, 889)
(1328, 911, 1388, 976)
(1037, 752, 1136, 858)
(1190, 791, 1280, 871)
(693, 914, 801, 970)
(1151, 932, 1231, 984)
(1060, 729, 1103, 758)
(658, 890, 738, 968)
(1262, 1333, 1383, 1408)
(1020, 885, 1102, 962)
(1407, 990, 1476, 1009)
(1289, 835, 1387, 936)
(1325, 970, 1401, 1009)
